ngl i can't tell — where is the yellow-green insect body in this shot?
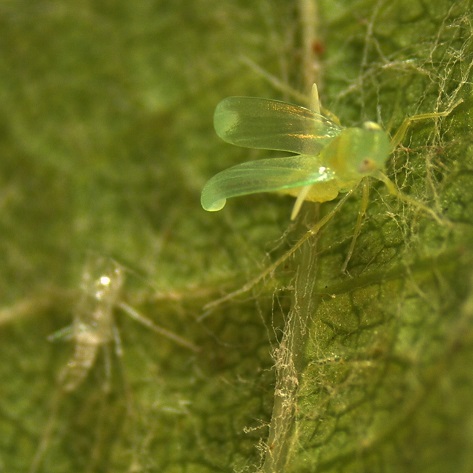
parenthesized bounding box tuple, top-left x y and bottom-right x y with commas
(201, 86, 392, 217)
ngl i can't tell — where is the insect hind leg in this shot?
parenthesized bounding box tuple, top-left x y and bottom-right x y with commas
(203, 188, 357, 312)
(341, 179, 371, 273)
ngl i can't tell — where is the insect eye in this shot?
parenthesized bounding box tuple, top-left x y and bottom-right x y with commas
(359, 158, 376, 173)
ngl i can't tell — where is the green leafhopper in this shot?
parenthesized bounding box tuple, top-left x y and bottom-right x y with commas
(202, 84, 393, 219)
(201, 84, 460, 221)
(201, 84, 461, 307)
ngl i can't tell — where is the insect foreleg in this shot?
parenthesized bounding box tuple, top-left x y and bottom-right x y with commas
(239, 56, 310, 105)
(374, 99, 464, 225)
(310, 83, 321, 114)
(373, 171, 447, 226)
(291, 185, 314, 220)
(390, 99, 463, 149)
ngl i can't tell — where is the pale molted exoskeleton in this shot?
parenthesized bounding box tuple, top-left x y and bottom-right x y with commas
(56, 256, 199, 391)
(29, 255, 199, 473)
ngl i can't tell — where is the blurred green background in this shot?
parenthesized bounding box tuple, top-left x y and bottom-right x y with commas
(1, 1, 472, 472)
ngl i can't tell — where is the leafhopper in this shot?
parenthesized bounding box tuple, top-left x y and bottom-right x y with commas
(201, 85, 461, 307)
(202, 84, 460, 221)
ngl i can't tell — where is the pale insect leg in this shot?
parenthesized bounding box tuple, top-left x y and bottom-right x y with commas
(341, 179, 371, 273)
(240, 57, 340, 120)
(28, 388, 63, 473)
(309, 83, 321, 114)
(390, 99, 463, 149)
(374, 98, 464, 225)
(373, 171, 446, 225)
(291, 83, 321, 221)
(204, 188, 356, 312)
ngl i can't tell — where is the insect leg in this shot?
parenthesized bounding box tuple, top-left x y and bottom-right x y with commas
(309, 83, 320, 114)
(341, 179, 370, 273)
(28, 388, 64, 473)
(375, 100, 463, 226)
(291, 185, 314, 220)
(373, 170, 448, 226)
(118, 302, 200, 353)
(390, 99, 463, 149)
(308, 81, 341, 125)
(204, 188, 356, 311)
(239, 56, 310, 105)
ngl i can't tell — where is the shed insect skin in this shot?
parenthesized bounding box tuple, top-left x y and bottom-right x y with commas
(29, 257, 123, 473)
(30, 256, 200, 473)
(57, 256, 199, 391)
(201, 84, 462, 309)
(58, 257, 124, 392)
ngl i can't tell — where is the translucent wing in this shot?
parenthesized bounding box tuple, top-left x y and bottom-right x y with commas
(201, 155, 335, 211)
(214, 97, 342, 155)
